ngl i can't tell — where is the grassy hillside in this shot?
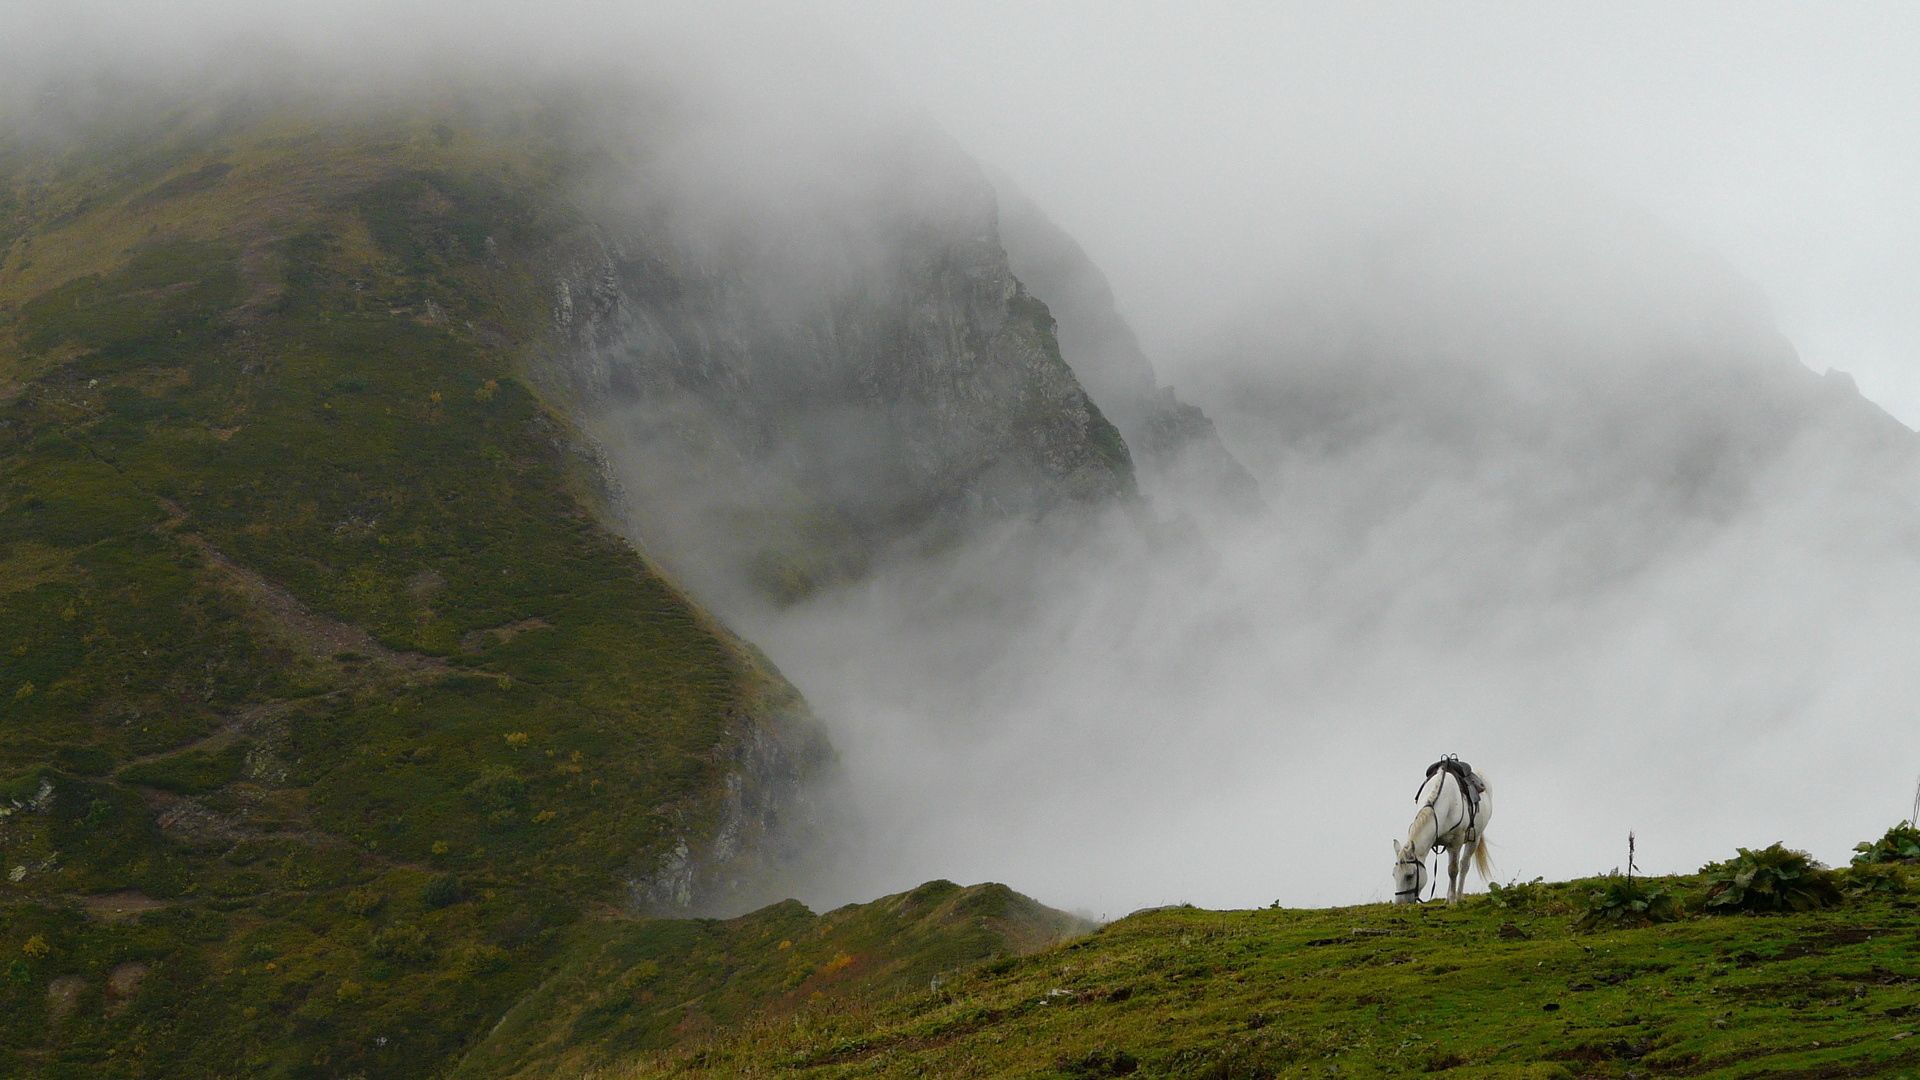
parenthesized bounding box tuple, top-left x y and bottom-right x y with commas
(607, 860, 1920, 1079)
(456, 880, 1090, 1079)
(0, 89, 822, 1077)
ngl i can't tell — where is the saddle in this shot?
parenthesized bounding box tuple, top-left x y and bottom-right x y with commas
(1419, 755, 1485, 834)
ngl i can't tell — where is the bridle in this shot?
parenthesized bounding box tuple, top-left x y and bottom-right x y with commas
(1394, 855, 1430, 901)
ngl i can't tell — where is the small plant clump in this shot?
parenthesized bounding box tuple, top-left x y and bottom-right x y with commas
(1058, 1048, 1141, 1077)
(369, 923, 436, 965)
(1575, 875, 1681, 929)
(1702, 843, 1841, 913)
(1487, 876, 1552, 914)
(421, 873, 465, 909)
(1851, 821, 1920, 865)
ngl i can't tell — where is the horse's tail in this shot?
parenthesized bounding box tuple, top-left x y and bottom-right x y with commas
(1471, 771, 1492, 881)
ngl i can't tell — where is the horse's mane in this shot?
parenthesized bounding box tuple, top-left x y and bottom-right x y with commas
(1404, 802, 1438, 851)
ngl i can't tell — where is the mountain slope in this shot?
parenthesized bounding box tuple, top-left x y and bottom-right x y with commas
(0, 66, 1169, 1076)
(0, 90, 828, 1076)
(455, 880, 1089, 1079)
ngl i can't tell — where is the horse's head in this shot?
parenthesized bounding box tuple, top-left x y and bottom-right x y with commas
(1392, 840, 1426, 905)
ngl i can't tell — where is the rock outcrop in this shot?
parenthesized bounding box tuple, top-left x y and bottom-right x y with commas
(534, 128, 1138, 604)
(997, 185, 1261, 514)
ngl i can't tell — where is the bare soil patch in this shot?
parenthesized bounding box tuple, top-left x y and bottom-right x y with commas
(77, 891, 169, 922)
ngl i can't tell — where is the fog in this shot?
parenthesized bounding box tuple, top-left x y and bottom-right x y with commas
(742, 5, 1920, 912)
(753, 4, 1920, 911)
(11, 3, 1920, 915)
(755, 194, 1920, 911)
(824, 2, 1920, 426)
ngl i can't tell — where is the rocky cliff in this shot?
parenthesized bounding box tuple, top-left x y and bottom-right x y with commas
(533, 123, 1138, 607)
(997, 186, 1260, 514)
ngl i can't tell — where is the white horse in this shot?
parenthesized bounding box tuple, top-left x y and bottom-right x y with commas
(1392, 761, 1493, 904)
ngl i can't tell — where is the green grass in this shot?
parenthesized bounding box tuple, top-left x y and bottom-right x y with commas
(607, 871, 1920, 1079)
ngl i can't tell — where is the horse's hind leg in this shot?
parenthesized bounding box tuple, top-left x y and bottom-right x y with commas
(1445, 846, 1461, 904)
(1456, 841, 1475, 903)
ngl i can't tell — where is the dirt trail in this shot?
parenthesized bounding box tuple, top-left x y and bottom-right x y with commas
(137, 785, 436, 876)
(74, 891, 169, 921)
(170, 525, 449, 677)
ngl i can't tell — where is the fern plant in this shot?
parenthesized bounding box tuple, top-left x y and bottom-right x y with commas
(1702, 843, 1841, 913)
(1852, 821, 1920, 865)
(1576, 876, 1680, 929)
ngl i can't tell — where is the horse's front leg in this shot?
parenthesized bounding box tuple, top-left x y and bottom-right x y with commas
(1445, 846, 1461, 904)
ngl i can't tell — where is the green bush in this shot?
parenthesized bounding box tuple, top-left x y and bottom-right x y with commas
(1702, 843, 1841, 913)
(1842, 861, 1915, 897)
(462, 766, 526, 813)
(1576, 876, 1681, 929)
(369, 923, 436, 965)
(1852, 821, 1920, 865)
(422, 873, 464, 909)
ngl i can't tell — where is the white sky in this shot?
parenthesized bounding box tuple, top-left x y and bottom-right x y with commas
(819, 2, 1920, 425)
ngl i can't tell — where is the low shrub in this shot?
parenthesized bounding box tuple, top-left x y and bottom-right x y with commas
(1842, 861, 1915, 897)
(369, 923, 435, 965)
(1058, 1048, 1140, 1077)
(1702, 843, 1841, 913)
(463, 766, 525, 813)
(422, 873, 464, 909)
(1852, 821, 1920, 865)
(1576, 876, 1681, 930)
